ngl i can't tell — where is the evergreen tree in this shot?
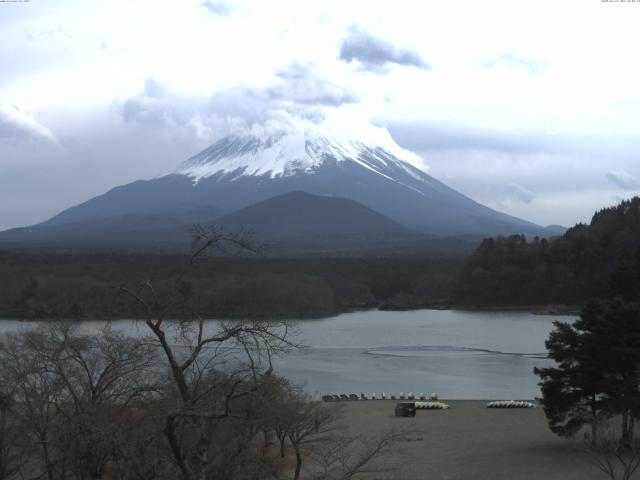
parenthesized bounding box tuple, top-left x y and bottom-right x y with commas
(591, 299, 640, 443)
(609, 247, 640, 301)
(535, 299, 640, 444)
(534, 304, 609, 444)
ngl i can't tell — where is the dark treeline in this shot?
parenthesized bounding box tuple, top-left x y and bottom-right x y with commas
(455, 197, 640, 307)
(6, 197, 640, 320)
(0, 251, 461, 320)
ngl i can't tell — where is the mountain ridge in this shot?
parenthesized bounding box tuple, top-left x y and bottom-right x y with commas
(216, 190, 413, 237)
(2, 121, 563, 253)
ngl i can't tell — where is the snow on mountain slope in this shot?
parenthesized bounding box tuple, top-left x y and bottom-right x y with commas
(177, 120, 430, 188)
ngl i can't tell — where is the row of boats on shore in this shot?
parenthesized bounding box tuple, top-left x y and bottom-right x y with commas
(322, 392, 439, 402)
(322, 394, 537, 409)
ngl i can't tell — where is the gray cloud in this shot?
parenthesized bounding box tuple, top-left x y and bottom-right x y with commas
(207, 86, 272, 124)
(0, 105, 58, 145)
(268, 62, 357, 107)
(339, 27, 430, 71)
(606, 170, 640, 190)
(122, 63, 356, 135)
(387, 122, 561, 156)
(122, 78, 227, 140)
(0, 108, 211, 230)
(507, 183, 536, 203)
(122, 79, 179, 127)
(200, 1, 233, 15)
(481, 51, 544, 75)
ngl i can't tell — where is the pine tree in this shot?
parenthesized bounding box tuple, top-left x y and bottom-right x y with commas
(534, 305, 608, 444)
(535, 299, 640, 444)
(590, 299, 640, 443)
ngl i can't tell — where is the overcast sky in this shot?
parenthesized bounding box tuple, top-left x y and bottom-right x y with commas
(1, 0, 640, 230)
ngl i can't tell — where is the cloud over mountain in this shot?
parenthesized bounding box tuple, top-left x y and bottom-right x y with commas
(0, 106, 58, 145)
(339, 27, 429, 71)
(507, 183, 536, 204)
(121, 63, 357, 138)
(606, 170, 640, 190)
(268, 62, 356, 107)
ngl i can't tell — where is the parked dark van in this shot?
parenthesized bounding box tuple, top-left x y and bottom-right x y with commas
(394, 402, 416, 417)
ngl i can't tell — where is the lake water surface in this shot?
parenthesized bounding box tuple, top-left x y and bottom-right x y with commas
(0, 309, 570, 399)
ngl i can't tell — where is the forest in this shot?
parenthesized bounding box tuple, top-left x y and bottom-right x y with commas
(0, 250, 460, 320)
(454, 197, 640, 307)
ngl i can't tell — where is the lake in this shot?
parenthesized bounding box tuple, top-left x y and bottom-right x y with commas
(0, 309, 569, 399)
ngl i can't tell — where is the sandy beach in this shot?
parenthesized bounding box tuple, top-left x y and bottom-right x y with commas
(337, 400, 604, 480)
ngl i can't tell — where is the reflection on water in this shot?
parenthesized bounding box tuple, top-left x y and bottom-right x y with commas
(0, 309, 572, 399)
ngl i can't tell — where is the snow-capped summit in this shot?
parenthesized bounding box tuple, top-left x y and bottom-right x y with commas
(177, 119, 427, 184)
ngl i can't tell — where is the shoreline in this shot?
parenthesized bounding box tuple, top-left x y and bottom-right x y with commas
(0, 303, 580, 322)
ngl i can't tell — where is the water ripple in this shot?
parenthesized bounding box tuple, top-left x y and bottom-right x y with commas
(363, 345, 548, 359)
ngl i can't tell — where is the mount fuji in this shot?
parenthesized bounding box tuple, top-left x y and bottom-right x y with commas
(0, 120, 561, 253)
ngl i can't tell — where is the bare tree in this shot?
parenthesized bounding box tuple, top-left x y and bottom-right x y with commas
(0, 329, 66, 480)
(584, 421, 640, 480)
(286, 401, 344, 480)
(309, 427, 409, 480)
(116, 225, 298, 480)
(274, 389, 407, 480)
(0, 323, 162, 480)
(0, 390, 24, 480)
